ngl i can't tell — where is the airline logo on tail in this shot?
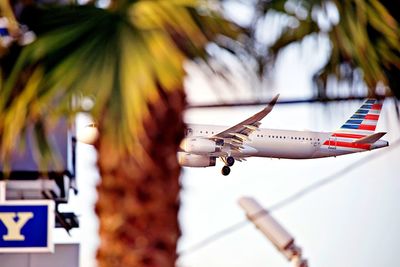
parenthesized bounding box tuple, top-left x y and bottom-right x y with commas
(322, 99, 385, 151)
(340, 99, 382, 134)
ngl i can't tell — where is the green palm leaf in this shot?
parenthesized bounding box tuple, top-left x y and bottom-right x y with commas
(240, 0, 400, 97)
(0, 0, 239, 161)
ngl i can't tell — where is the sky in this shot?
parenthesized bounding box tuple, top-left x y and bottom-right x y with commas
(175, 13, 400, 264)
(177, 100, 400, 267)
(53, 3, 400, 267)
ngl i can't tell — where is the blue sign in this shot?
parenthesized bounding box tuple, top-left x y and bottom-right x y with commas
(0, 201, 54, 253)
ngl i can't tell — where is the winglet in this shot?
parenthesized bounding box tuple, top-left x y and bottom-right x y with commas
(252, 93, 280, 121)
(353, 132, 387, 144)
(269, 94, 280, 109)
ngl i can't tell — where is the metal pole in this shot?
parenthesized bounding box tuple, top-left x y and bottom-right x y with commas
(0, 181, 6, 203)
(238, 197, 308, 267)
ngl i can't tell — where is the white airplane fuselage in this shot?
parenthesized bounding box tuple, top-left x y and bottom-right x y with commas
(185, 124, 388, 159)
(179, 97, 388, 175)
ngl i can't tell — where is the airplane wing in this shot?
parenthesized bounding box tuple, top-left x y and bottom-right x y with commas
(212, 94, 279, 153)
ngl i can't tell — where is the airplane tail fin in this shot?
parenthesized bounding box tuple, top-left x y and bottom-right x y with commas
(336, 99, 383, 135)
(323, 99, 385, 149)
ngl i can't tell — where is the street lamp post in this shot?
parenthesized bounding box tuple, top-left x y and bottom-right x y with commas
(238, 197, 308, 267)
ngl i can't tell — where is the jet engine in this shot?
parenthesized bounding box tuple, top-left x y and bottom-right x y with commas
(180, 137, 223, 153)
(177, 152, 216, 167)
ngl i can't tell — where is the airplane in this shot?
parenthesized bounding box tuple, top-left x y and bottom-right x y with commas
(178, 94, 389, 175)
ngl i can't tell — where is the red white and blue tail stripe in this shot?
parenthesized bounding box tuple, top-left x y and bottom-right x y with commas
(338, 99, 382, 135)
(322, 99, 383, 152)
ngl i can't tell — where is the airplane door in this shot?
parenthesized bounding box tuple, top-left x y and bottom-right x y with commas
(185, 128, 193, 137)
(328, 136, 337, 149)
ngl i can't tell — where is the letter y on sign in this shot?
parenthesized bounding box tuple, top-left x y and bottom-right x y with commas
(0, 212, 34, 241)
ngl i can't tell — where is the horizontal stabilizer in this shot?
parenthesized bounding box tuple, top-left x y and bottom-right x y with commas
(353, 132, 386, 144)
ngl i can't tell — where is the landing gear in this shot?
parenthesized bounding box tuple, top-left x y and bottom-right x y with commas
(220, 156, 235, 175)
(221, 166, 231, 176)
(226, 156, 235, 167)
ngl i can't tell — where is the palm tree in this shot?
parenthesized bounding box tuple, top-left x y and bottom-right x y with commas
(2, 0, 398, 266)
(221, 0, 400, 98)
(0, 1, 239, 266)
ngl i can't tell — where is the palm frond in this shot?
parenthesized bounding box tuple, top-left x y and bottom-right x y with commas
(237, 0, 400, 97)
(0, 0, 240, 162)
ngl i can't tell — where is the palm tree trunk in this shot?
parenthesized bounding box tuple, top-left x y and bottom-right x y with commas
(95, 89, 186, 267)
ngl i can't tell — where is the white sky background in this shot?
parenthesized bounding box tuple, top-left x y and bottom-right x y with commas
(54, 2, 400, 267)
(177, 2, 400, 266)
(178, 101, 400, 267)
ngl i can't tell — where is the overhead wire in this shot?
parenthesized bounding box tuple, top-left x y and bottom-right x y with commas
(179, 137, 400, 256)
(187, 95, 393, 109)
